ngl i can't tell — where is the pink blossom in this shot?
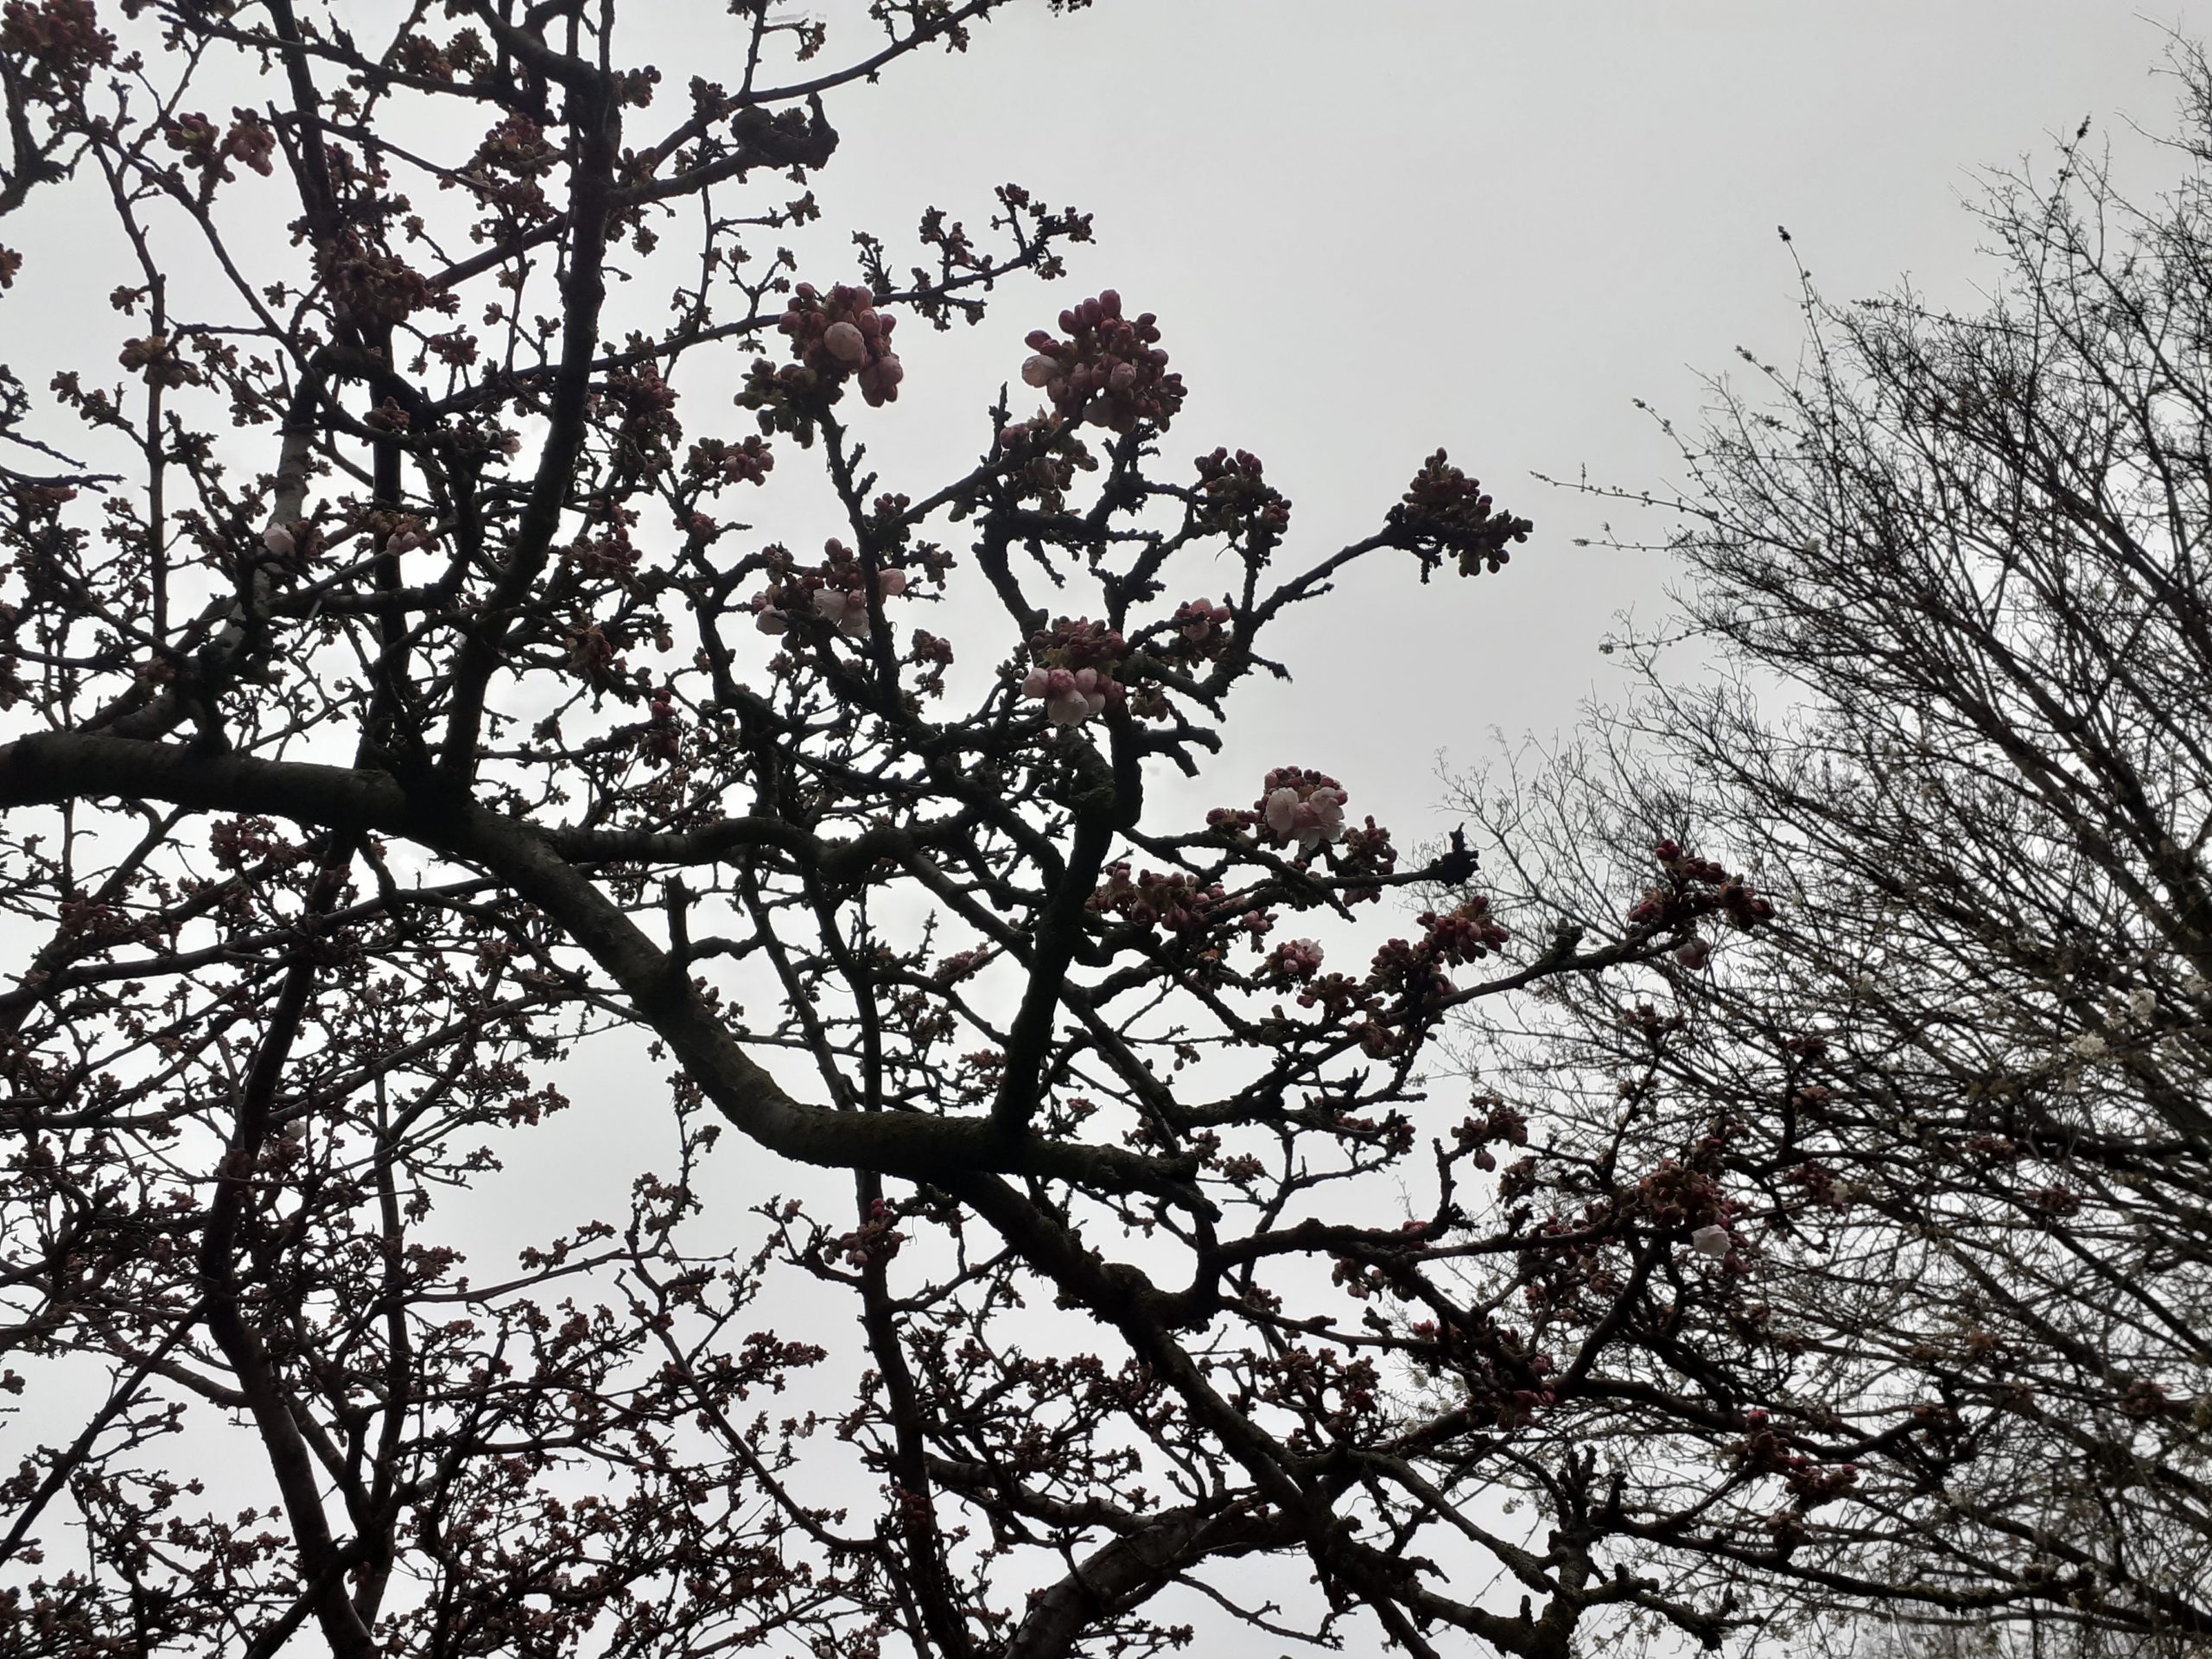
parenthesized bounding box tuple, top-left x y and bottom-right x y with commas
(1044, 667, 1088, 724)
(262, 524, 296, 559)
(823, 321, 868, 365)
(857, 353, 905, 407)
(1020, 353, 1058, 389)
(876, 567, 909, 597)
(1265, 783, 1347, 852)
(1015, 622, 1126, 728)
(813, 587, 871, 639)
(1308, 786, 1346, 842)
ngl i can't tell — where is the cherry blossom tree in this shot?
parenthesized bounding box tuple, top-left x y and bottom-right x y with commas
(0, 3, 1839, 1656)
(1452, 55, 2212, 1659)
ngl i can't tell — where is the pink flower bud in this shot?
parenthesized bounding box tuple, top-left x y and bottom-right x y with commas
(1045, 667, 1077, 697)
(262, 524, 296, 559)
(1047, 689, 1090, 725)
(1021, 354, 1058, 389)
(755, 607, 789, 636)
(1020, 667, 1051, 698)
(823, 321, 868, 365)
(876, 568, 909, 597)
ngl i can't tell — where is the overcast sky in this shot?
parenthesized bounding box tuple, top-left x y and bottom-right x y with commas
(14, 3, 2212, 1648)
(777, 0, 2212, 842)
(484, 2, 2212, 1219)
(470, 0, 2212, 1321)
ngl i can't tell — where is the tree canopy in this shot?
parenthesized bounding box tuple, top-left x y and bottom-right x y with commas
(4, 5, 2205, 1659)
(0, 4, 1793, 1656)
(1458, 61, 2212, 1659)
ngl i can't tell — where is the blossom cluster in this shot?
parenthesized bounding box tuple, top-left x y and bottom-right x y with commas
(162, 108, 277, 179)
(1404, 1316, 1561, 1428)
(1258, 767, 1349, 853)
(1413, 898, 1510, 967)
(640, 687, 681, 763)
(1263, 937, 1325, 983)
(1162, 595, 1235, 665)
(360, 510, 435, 556)
(779, 282, 905, 406)
(1018, 618, 1127, 727)
(1388, 448, 1535, 576)
(685, 434, 774, 490)
(1449, 1096, 1529, 1173)
(1087, 863, 1226, 936)
(604, 359, 683, 461)
(753, 539, 913, 639)
(1020, 290, 1184, 434)
(994, 413, 1097, 511)
(0, 0, 114, 101)
(1627, 839, 1779, 967)
(828, 1198, 905, 1269)
(1193, 447, 1291, 555)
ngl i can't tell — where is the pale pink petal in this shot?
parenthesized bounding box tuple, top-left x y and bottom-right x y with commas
(823, 321, 868, 365)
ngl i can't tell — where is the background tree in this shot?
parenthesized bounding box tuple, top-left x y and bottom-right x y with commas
(1452, 53, 2212, 1658)
(0, 4, 1870, 1657)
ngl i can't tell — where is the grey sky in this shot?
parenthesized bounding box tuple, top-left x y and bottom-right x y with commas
(10, 5, 2209, 1649)
(507, 12, 2212, 1643)
(791, 0, 2212, 843)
